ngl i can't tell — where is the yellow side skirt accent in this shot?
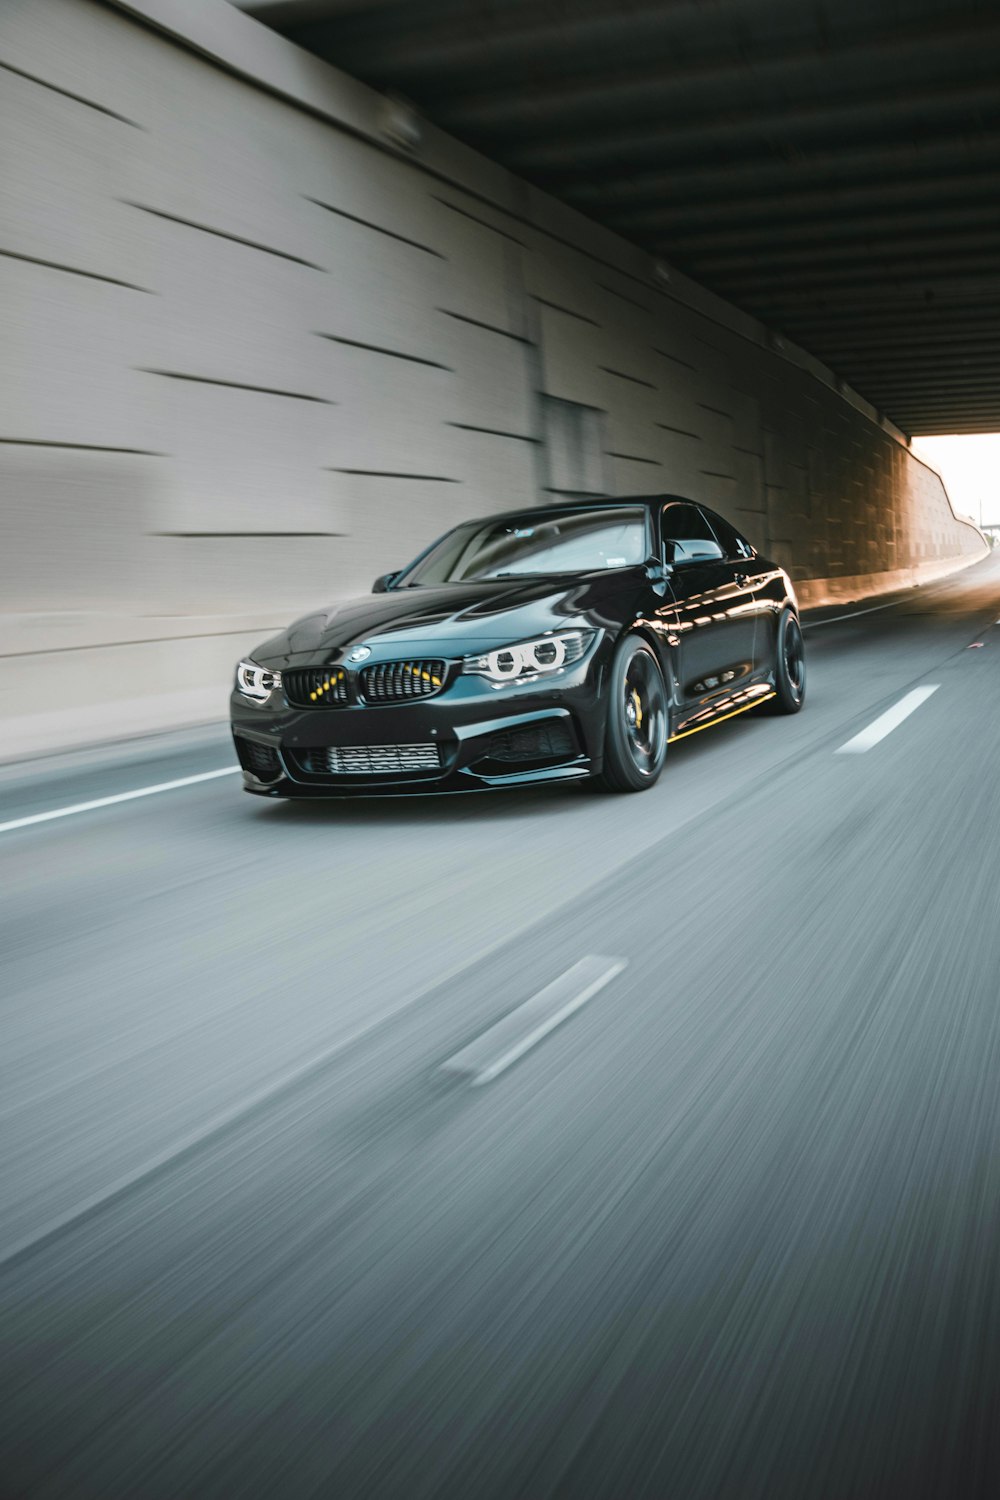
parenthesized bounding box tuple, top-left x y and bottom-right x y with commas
(669, 691, 776, 743)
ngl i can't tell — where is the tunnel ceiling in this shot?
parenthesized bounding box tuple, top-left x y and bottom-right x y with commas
(235, 0, 1000, 436)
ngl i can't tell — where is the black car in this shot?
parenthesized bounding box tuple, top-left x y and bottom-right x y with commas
(231, 495, 805, 797)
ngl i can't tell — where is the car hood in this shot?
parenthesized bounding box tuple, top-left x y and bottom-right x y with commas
(249, 572, 646, 666)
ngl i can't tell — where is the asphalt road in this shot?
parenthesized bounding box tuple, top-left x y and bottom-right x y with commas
(3, 555, 1000, 1498)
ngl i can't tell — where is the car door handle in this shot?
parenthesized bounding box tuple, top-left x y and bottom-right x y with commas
(734, 572, 750, 587)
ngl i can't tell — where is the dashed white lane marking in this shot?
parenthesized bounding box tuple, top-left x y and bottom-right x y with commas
(0, 766, 242, 834)
(835, 685, 940, 755)
(441, 955, 627, 1086)
(4, 915, 615, 1266)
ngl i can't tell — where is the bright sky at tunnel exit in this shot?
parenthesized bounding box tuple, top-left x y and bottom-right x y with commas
(911, 435, 1000, 531)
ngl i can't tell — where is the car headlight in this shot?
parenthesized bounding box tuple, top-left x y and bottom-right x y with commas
(235, 659, 282, 702)
(461, 629, 596, 683)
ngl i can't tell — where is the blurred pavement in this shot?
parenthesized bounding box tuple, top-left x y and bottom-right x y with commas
(2, 553, 1000, 1497)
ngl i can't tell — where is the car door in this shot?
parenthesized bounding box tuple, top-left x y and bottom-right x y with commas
(659, 502, 759, 707)
(700, 505, 771, 672)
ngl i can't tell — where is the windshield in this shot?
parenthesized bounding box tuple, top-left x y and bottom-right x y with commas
(397, 507, 649, 586)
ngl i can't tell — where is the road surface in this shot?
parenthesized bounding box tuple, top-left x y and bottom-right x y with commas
(2, 555, 1000, 1497)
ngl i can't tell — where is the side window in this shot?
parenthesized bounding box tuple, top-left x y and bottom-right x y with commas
(704, 510, 754, 560)
(661, 504, 717, 544)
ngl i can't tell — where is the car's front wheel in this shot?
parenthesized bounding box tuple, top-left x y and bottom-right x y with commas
(598, 636, 669, 792)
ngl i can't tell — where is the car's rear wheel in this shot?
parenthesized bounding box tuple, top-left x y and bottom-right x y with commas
(598, 637, 669, 792)
(766, 608, 806, 713)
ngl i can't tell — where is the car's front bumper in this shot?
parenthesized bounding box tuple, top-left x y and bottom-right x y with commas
(230, 654, 608, 797)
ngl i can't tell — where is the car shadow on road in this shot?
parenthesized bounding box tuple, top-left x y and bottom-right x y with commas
(244, 779, 593, 830)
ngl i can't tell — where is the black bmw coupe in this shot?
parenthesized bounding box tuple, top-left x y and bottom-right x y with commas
(231, 495, 805, 797)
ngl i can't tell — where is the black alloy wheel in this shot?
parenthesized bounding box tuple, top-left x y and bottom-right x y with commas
(768, 608, 806, 713)
(599, 637, 669, 792)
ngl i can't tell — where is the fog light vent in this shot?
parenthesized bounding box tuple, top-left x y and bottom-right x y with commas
(484, 722, 576, 764)
(234, 736, 282, 782)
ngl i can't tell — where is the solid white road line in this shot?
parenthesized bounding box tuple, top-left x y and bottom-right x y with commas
(0, 766, 242, 834)
(802, 598, 909, 630)
(441, 955, 627, 1086)
(835, 685, 940, 755)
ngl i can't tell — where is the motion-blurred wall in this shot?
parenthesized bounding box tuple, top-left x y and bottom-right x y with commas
(1, 0, 986, 758)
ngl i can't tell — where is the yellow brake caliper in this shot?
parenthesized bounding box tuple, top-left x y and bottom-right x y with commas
(630, 687, 643, 730)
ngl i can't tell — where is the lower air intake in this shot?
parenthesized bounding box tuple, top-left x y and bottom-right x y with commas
(233, 736, 283, 781)
(292, 743, 442, 776)
(483, 721, 576, 764)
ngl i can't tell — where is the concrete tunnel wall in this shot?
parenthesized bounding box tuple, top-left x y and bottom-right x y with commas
(0, 0, 986, 759)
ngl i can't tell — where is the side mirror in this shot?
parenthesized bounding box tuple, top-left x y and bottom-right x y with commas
(372, 571, 400, 593)
(667, 538, 724, 565)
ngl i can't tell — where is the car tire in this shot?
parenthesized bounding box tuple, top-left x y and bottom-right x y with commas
(766, 608, 806, 714)
(597, 636, 669, 792)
